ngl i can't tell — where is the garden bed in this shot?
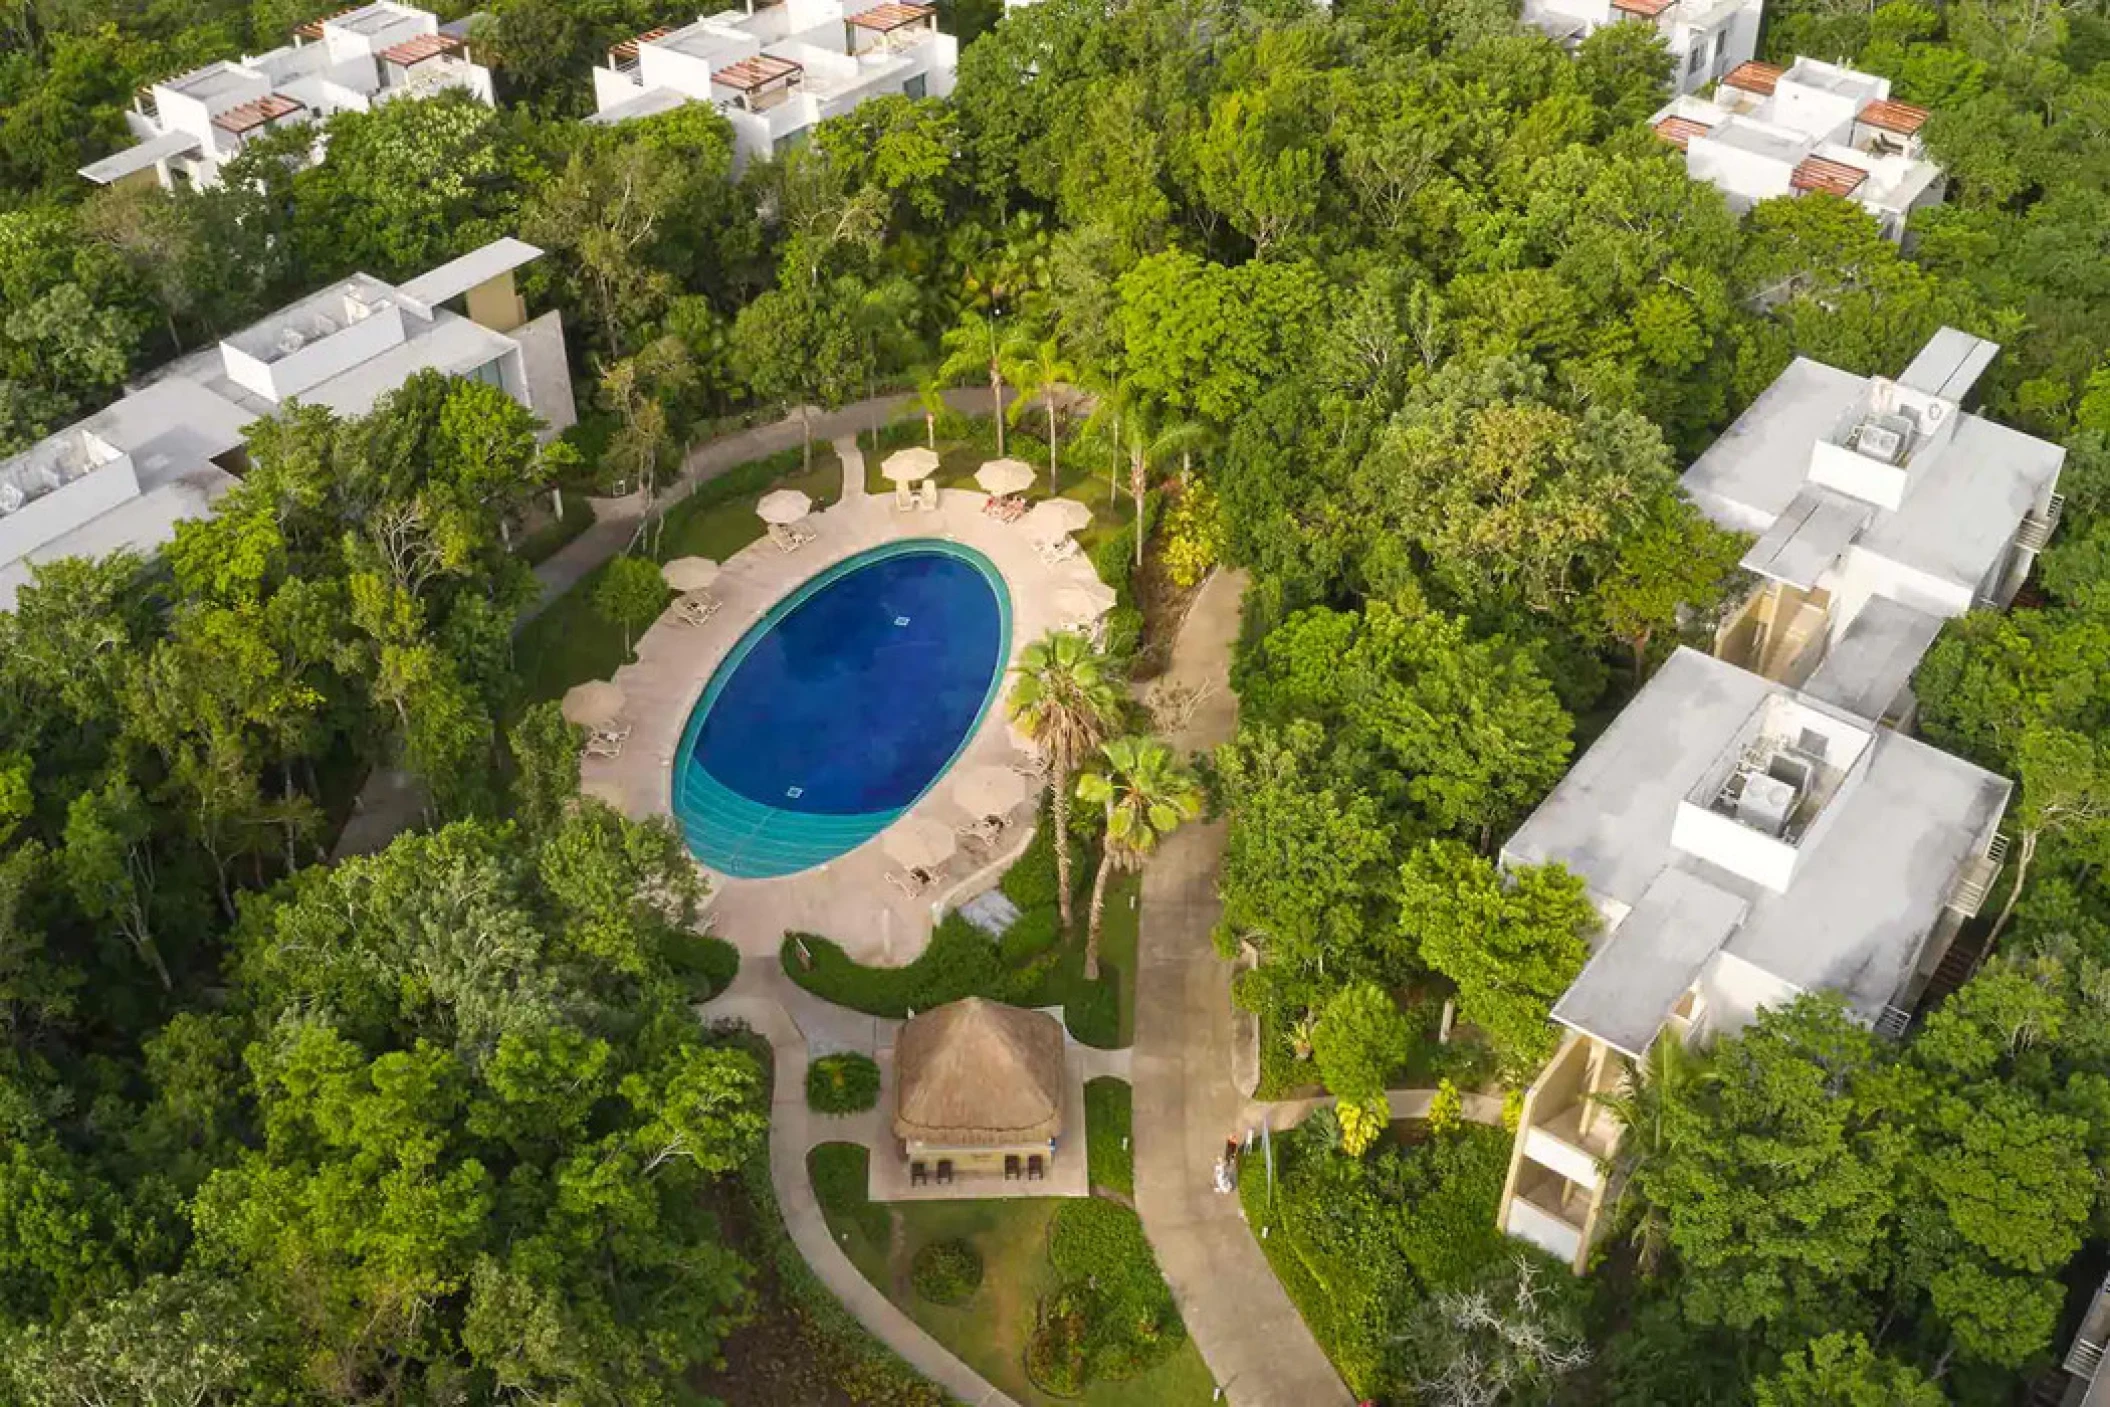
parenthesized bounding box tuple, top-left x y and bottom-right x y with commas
(808, 1144, 1214, 1406)
(782, 822, 1139, 1049)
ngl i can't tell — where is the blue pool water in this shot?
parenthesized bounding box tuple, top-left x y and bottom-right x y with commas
(671, 541, 1011, 878)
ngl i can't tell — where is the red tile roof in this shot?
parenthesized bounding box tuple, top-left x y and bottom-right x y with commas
(847, 1, 936, 31)
(1653, 115, 1712, 149)
(712, 53, 802, 91)
(1722, 61, 1785, 96)
(212, 93, 306, 134)
(1859, 98, 1930, 135)
(293, 6, 357, 39)
(611, 26, 670, 62)
(381, 32, 464, 66)
(1791, 155, 1868, 197)
(1612, 0, 1678, 17)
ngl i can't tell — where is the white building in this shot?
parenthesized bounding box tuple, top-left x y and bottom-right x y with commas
(80, 2, 493, 191)
(1652, 57, 1944, 239)
(1494, 648, 2013, 1271)
(590, 0, 957, 165)
(0, 239, 574, 610)
(1521, 0, 1761, 96)
(1688, 327, 2065, 722)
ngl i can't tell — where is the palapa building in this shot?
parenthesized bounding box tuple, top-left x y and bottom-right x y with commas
(893, 997, 1064, 1178)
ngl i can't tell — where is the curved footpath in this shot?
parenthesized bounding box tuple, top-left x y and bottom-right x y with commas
(1129, 569, 1362, 1407)
(702, 964, 1025, 1407)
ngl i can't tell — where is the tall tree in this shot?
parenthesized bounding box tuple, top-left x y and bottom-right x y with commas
(1005, 631, 1122, 936)
(1075, 735, 1202, 979)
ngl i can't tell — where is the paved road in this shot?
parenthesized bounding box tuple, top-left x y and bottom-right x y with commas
(1130, 570, 1357, 1407)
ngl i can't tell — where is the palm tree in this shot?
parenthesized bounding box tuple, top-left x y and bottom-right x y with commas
(938, 309, 1007, 456)
(1002, 333, 1075, 494)
(1589, 1036, 1709, 1277)
(1138, 416, 1210, 567)
(912, 380, 947, 450)
(1005, 631, 1123, 937)
(1075, 735, 1204, 980)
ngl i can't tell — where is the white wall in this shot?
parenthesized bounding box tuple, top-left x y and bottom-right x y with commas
(1671, 800, 1801, 892)
(222, 299, 407, 403)
(0, 456, 142, 565)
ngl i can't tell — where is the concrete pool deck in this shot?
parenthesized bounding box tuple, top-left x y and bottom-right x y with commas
(581, 441, 1113, 967)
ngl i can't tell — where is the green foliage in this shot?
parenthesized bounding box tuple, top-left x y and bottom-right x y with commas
(592, 553, 670, 655)
(1044, 1198, 1186, 1382)
(909, 1239, 983, 1306)
(1311, 983, 1412, 1101)
(809, 1143, 892, 1252)
(806, 1053, 882, 1115)
(1751, 1333, 1945, 1407)
(1398, 843, 1596, 1073)
(1084, 1078, 1134, 1196)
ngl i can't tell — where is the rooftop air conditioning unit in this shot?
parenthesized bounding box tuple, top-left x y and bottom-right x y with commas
(1850, 412, 1915, 465)
(1735, 767, 1798, 838)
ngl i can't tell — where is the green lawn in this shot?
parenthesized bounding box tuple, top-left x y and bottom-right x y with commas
(511, 446, 842, 709)
(808, 1144, 1215, 1406)
(1085, 1078, 1133, 1197)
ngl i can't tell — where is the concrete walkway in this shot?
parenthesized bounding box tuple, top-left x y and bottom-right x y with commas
(703, 959, 1023, 1407)
(1130, 569, 1358, 1407)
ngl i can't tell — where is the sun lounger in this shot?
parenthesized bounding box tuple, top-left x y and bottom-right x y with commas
(885, 868, 933, 898)
(769, 522, 815, 553)
(893, 484, 918, 512)
(584, 734, 625, 760)
(957, 815, 1007, 849)
(677, 591, 722, 626)
(914, 481, 939, 511)
(1034, 536, 1080, 565)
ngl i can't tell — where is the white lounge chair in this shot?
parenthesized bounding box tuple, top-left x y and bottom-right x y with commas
(769, 522, 814, 553)
(885, 868, 933, 898)
(1035, 536, 1080, 565)
(585, 733, 626, 760)
(914, 481, 939, 511)
(893, 484, 918, 512)
(677, 591, 722, 626)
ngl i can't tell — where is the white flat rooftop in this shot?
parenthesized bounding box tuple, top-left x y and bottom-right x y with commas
(79, 130, 202, 184)
(397, 237, 544, 311)
(1683, 349, 2065, 596)
(1505, 649, 2011, 1047)
(588, 86, 693, 124)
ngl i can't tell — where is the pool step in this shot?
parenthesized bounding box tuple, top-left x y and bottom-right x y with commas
(674, 763, 897, 880)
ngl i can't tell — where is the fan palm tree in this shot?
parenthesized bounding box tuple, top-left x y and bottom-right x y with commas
(1002, 333, 1075, 494)
(911, 379, 947, 450)
(1589, 1035, 1709, 1277)
(1005, 631, 1123, 935)
(938, 309, 1007, 456)
(1076, 735, 1204, 979)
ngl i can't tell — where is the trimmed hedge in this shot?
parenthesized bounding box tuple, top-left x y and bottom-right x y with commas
(1044, 1199, 1186, 1383)
(806, 1052, 881, 1114)
(669, 932, 740, 1000)
(910, 1238, 983, 1305)
(1085, 1078, 1134, 1196)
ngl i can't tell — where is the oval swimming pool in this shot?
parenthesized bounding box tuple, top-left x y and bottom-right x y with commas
(671, 540, 1012, 878)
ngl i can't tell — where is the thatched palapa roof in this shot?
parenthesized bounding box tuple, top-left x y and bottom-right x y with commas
(893, 998, 1065, 1146)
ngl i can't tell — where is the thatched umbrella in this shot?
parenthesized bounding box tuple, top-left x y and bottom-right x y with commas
(974, 458, 1035, 496)
(756, 489, 813, 524)
(894, 998, 1066, 1146)
(661, 557, 721, 591)
(1054, 580, 1118, 622)
(560, 681, 626, 728)
(952, 764, 1030, 819)
(881, 814, 955, 871)
(881, 447, 942, 484)
(1020, 497, 1092, 542)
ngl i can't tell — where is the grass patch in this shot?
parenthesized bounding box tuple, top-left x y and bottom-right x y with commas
(781, 824, 1136, 1048)
(806, 1052, 881, 1114)
(809, 1170, 1214, 1407)
(511, 445, 842, 708)
(1085, 1078, 1133, 1197)
(808, 1143, 892, 1286)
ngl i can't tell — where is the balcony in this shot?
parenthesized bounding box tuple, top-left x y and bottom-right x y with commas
(1507, 1164, 1594, 1267)
(1945, 833, 2008, 918)
(2016, 493, 2065, 552)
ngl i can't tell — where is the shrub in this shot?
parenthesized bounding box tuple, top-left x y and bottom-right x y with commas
(1337, 1094, 1388, 1156)
(909, 1238, 983, 1305)
(999, 905, 1061, 966)
(1160, 480, 1225, 589)
(1047, 1198, 1184, 1381)
(806, 1052, 881, 1114)
(1063, 978, 1119, 1050)
(782, 923, 1003, 1017)
(1025, 1283, 1093, 1396)
(667, 932, 740, 1000)
(1100, 605, 1143, 665)
(1426, 1079, 1464, 1136)
(1085, 1078, 1134, 1196)
(998, 823, 1062, 909)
